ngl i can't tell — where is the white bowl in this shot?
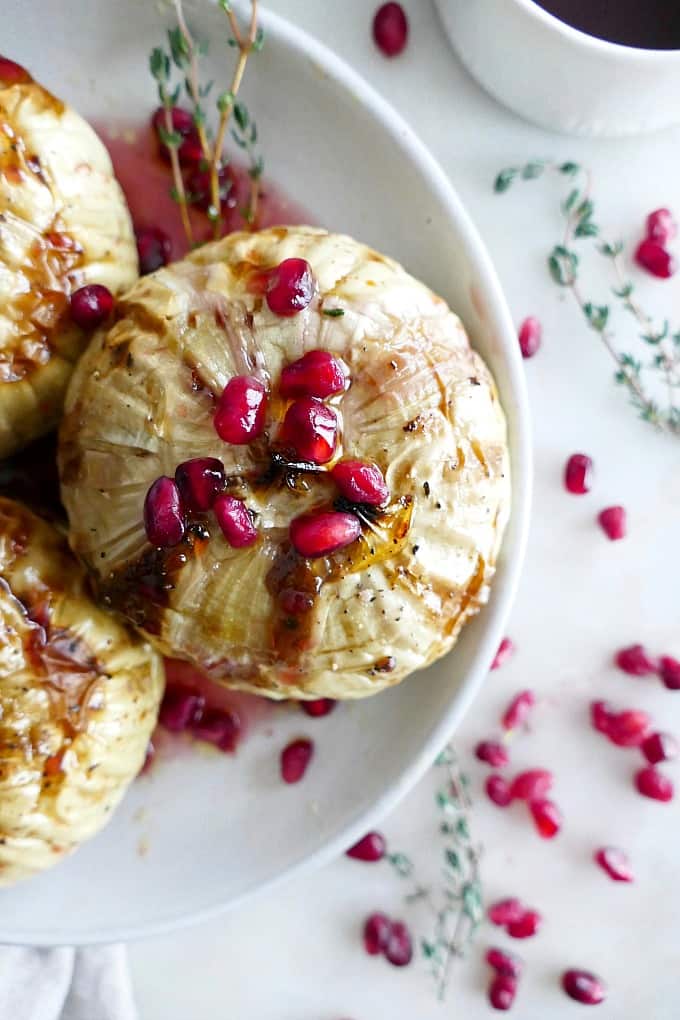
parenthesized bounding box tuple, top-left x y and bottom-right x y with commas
(1, 0, 530, 944)
(435, 0, 680, 137)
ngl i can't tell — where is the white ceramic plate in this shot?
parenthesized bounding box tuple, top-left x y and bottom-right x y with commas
(1, 0, 531, 944)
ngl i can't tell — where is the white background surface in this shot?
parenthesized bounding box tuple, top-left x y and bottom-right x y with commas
(129, 1, 680, 1016)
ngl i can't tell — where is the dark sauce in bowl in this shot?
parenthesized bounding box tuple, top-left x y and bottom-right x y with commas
(534, 0, 680, 50)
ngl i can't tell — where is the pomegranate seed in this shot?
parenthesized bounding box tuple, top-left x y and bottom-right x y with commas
(646, 207, 677, 245)
(175, 457, 225, 512)
(594, 847, 633, 883)
(151, 105, 195, 141)
(281, 737, 314, 783)
(491, 636, 515, 670)
(346, 832, 386, 862)
(606, 708, 651, 747)
(0, 56, 31, 84)
(615, 643, 657, 676)
(501, 689, 535, 731)
(300, 698, 336, 717)
(214, 494, 258, 548)
(185, 164, 232, 212)
(144, 476, 185, 547)
(363, 912, 391, 955)
(331, 460, 389, 507)
(290, 510, 361, 558)
(562, 969, 606, 1005)
(564, 453, 593, 494)
(190, 707, 241, 752)
(507, 909, 542, 939)
(590, 699, 616, 735)
(486, 947, 523, 979)
(487, 898, 524, 927)
(659, 655, 680, 690)
(265, 258, 314, 316)
(279, 397, 338, 464)
(529, 798, 562, 839)
(635, 765, 674, 802)
(385, 920, 413, 967)
(372, 2, 409, 57)
(635, 238, 676, 278)
(279, 350, 346, 399)
(135, 226, 171, 275)
(69, 284, 114, 329)
(279, 589, 314, 615)
(214, 375, 267, 444)
(176, 134, 204, 167)
(475, 739, 509, 768)
(485, 773, 513, 807)
(488, 975, 517, 1011)
(159, 685, 205, 732)
(641, 731, 678, 764)
(510, 768, 553, 802)
(598, 505, 626, 541)
(518, 316, 541, 358)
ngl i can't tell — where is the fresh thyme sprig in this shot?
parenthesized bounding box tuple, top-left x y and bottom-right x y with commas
(149, 0, 264, 243)
(495, 159, 680, 435)
(385, 745, 483, 1000)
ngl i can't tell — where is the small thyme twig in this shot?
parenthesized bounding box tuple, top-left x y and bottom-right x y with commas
(172, 0, 212, 163)
(494, 159, 680, 435)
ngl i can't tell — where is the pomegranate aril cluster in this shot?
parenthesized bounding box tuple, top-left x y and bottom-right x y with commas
(590, 695, 676, 803)
(159, 683, 240, 752)
(488, 897, 542, 939)
(362, 912, 412, 967)
(635, 207, 677, 279)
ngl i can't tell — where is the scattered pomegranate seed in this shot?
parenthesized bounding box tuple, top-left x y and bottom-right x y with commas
(606, 708, 651, 747)
(159, 685, 205, 732)
(0, 56, 31, 84)
(647, 207, 677, 244)
(598, 505, 626, 541)
(507, 909, 542, 939)
(659, 655, 680, 690)
(279, 397, 338, 464)
(289, 510, 361, 558)
(190, 707, 241, 752)
(385, 921, 413, 967)
(510, 768, 553, 802)
(635, 238, 676, 278)
(590, 699, 616, 735)
(564, 453, 593, 494)
(641, 731, 678, 764)
(488, 974, 517, 1011)
(175, 457, 225, 512)
(363, 912, 391, 955)
(372, 2, 409, 57)
(486, 947, 523, 979)
(518, 316, 542, 358)
(529, 798, 562, 839)
(491, 636, 515, 670)
(346, 832, 386, 862)
(562, 969, 606, 1005)
(300, 698, 336, 717)
(265, 258, 314, 316)
(635, 765, 674, 802)
(214, 493, 258, 548)
(501, 690, 536, 731)
(280, 738, 314, 784)
(475, 739, 510, 768)
(331, 460, 389, 506)
(615, 643, 657, 676)
(279, 350, 346, 399)
(135, 225, 172, 275)
(594, 846, 633, 883)
(185, 164, 232, 212)
(214, 375, 267, 444)
(143, 476, 185, 547)
(487, 898, 524, 927)
(485, 773, 513, 807)
(69, 284, 114, 329)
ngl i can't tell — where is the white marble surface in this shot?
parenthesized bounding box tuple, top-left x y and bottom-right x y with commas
(130, 2, 680, 1016)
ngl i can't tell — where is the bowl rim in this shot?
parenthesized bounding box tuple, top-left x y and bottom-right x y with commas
(513, 0, 680, 60)
(5, 0, 531, 945)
